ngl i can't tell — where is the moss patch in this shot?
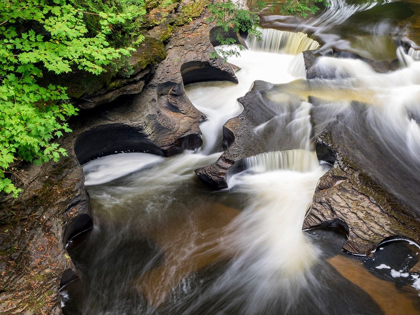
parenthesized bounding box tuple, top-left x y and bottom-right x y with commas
(175, 0, 207, 26)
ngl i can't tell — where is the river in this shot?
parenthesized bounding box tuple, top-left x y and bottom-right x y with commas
(63, 0, 420, 313)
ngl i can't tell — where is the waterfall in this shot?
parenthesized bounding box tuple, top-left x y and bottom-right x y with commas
(188, 151, 326, 315)
(208, 99, 327, 314)
(247, 28, 320, 55)
(408, 47, 420, 61)
(245, 150, 319, 173)
(187, 43, 298, 154)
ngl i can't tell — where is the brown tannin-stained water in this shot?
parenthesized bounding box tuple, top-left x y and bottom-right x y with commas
(64, 0, 420, 313)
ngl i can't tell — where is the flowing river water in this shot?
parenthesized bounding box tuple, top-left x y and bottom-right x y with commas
(64, 1, 420, 314)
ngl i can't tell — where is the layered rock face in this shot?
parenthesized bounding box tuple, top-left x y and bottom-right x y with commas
(0, 9, 237, 314)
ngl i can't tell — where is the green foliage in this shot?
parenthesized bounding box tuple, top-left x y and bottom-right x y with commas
(208, 0, 261, 60)
(0, 0, 147, 196)
(281, 0, 328, 18)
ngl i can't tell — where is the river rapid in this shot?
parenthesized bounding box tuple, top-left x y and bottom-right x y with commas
(63, 0, 420, 314)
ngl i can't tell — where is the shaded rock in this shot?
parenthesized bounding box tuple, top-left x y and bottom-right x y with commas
(76, 67, 153, 110)
(74, 124, 165, 165)
(0, 151, 88, 314)
(181, 60, 238, 85)
(304, 219, 349, 259)
(59, 269, 83, 315)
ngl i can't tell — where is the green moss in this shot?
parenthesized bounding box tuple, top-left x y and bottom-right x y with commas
(175, 0, 206, 26)
(147, 0, 180, 26)
(129, 37, 167, 72)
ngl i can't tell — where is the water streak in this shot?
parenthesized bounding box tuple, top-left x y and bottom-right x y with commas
(304, 0, 378, 30)
(83, 153, 164, 186)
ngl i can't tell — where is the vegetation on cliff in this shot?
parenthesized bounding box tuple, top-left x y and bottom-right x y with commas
(0, 0, 206, 197)
(0, 0, 149, 196)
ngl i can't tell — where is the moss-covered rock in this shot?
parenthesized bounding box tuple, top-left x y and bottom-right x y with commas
(175, 0, 207, 26)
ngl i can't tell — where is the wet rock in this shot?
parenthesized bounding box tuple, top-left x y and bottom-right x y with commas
(304, 219, 349, 259)
(60, 269, 83, 315)
(0, 152, 87, 314)
(304, 156, 420, 254)
(304, 99, 420, 255)
(399, 0, 420, 52)
(362, 239, 419, 286)
(195, 80, 285, 188)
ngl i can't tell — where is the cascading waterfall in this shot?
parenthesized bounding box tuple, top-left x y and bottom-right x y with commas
(180, 163, 326, 315)
(246, 28, 320, 55)
(245, 149, 319, 173)
(187, 27, 319, 154)
(72, 4, 420, 313)
(201, 98, 328, 313)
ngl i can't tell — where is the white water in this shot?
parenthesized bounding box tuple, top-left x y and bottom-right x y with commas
(221, 166, 325, 314)
(311, 52, 420, 158)
(245, 150, 319, 173)
(247, 28, 320, 55)
(288, 53, 307, 78)
(186, 29, 320, 154)
(83, 153, 164, 186)
(80, 29, 328, 312)
(187, 26, 323, 154)
(186, 48, 297, 154)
